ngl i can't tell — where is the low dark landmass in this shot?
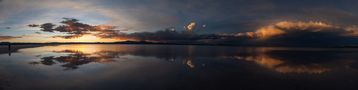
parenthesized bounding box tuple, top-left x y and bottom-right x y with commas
(0, 41, 253, 46)
(1, 41, 358, 48)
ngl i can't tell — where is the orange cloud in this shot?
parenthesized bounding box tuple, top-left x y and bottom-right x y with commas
(236, 21, 358, 40)
(185, 22, 196, 31)
(275, 21, 334, 31)
(255, 26, 285, 39)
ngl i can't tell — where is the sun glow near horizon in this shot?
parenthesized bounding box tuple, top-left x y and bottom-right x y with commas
(69, 35, 121, 42)
(8, 35, 127, 43)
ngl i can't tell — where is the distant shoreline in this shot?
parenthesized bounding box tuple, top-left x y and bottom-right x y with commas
(0, 42, 358, 56)
(1, 42, 358, 48)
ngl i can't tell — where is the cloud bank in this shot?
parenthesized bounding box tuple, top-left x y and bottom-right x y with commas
(29, 18, 120, 39)
(29, 18, 358, 46)
(235, 21, 358, 46)
(29, 18, 224, 42)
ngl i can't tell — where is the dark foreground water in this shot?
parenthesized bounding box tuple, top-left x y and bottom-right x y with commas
(0, 44, 358, 90)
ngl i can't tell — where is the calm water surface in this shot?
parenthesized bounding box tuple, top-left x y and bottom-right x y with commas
(0, 44, 358, 90)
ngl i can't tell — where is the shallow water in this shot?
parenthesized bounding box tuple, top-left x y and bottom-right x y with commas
(0, 44, 358, 90)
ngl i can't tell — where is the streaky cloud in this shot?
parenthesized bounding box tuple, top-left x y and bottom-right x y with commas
(0, 35, 22, 40)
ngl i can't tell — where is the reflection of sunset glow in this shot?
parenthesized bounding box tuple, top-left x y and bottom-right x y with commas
(23, 44, 136, 55)
(275, 65, 330, 74)
(49, 44, 103, 53)
(233, 55, 331, 74)
(22, 45, 355, 73)
(184, 46, 195, 69)
(29, 46, 122, 70)
(184, 58, 195, 69)
(224, 47, 341, 74)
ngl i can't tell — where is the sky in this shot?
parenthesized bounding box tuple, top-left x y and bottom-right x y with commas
(1, 0, 358, 45)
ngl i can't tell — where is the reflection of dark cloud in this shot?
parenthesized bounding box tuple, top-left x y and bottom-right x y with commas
(11, 44, 358, 89)
(28, 45, 239, 70)
(29, 45, 358, 73)
(267, 50, 354, 63)
(30, 50, 116, 70)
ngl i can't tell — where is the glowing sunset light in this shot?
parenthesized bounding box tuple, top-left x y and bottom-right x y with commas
(185, 22, 196, 32)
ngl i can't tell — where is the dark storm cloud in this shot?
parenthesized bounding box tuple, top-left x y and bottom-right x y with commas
(30, 18, 229, 42)
(97, 29, 232, 41)
(29, 18, 119, 39)
(28, 24, 39, 27)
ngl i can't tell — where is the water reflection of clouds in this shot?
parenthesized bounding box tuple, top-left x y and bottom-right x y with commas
(23, 45, 358, 73)
(2, 45, 358, 89)
(226, 49, 358, 74)
(30, 50, 117, 70)
(232, 55, 331, 74)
